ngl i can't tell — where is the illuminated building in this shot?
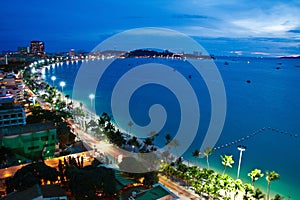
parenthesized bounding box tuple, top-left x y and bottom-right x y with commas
(0, 122, 57, 159)
(30, 40, 45, 55)
(0, 85, 26, 128)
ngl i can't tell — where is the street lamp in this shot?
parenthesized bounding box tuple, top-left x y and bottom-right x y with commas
(51, 76, 56, 86)
(59, 81, 66, 93)
(237, 145, 246, 179)
(89, 93, 95, 107)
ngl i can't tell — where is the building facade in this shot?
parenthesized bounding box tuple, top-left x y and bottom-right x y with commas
(1, 74, 24, 102)
(0, 123, 57, 159)
(30, 41, 45, 55)
(0, 85, 26, 128)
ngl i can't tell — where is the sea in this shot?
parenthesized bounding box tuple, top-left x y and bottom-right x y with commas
(43, 56, 300, 199)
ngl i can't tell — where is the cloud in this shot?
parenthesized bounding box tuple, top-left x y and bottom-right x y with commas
(229, 4, 300, 37)
(171, 1, 300, 38)
(172, 14, 209, 19)
(288, 29, 300, 33)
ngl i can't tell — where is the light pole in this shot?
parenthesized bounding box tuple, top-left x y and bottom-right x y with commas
(237, 145, 246, 179)
(51, 76, 56, 86)
(89, 93, 95, 107)
(59, 81, 66, 93)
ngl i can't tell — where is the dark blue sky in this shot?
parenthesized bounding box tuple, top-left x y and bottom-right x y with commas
(1, 0, 300, 56)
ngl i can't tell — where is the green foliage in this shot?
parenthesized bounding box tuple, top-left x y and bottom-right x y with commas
(143, 171, 159, 187)
(272, 194, 285, 200)
(266, 170, 280, 200)
(57, 121, 75, 146)
(68, 167, 117, 199)
(165, 134, 171, 145)
(203, 146, 213, 169)
(11, 162, 58, 191)
(248, 168, 264, 186)
(221, 154, 235, 175)
(253, 188, 266, 200)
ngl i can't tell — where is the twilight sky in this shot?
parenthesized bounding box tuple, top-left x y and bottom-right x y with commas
(1, 0, 300, 56)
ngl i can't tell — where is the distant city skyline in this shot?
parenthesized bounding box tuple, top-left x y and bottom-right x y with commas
(1, 0, 299, 56)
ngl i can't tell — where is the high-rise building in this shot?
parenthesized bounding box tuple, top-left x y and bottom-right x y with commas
(1, 73, 24, 102)
(0, 84, 26, 128)
(30, 41, 45, 55)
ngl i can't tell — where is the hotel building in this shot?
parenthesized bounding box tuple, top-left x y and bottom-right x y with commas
(30, 41, 45, 55)
(0, 85, 26, 128)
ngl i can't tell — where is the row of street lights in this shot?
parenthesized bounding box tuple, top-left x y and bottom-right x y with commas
(51, 76, 248, 179)
(51, 75, 95, 107)
(51, 75, 246, 179)
(50, 76, 66, 92)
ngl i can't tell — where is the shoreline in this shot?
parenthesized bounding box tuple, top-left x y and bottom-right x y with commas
(42, 59, 293, 199)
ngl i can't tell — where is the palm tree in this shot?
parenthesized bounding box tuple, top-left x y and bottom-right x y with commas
(221, 155, 234, 175)
(233, 179, 244, 200)
(165, 134, 171, 145)
(144, 137, 153, 151)
(148, 131, 158, 146)
(253, 188, 265, 200)
(272, 194, 284, 200)
(192, 150, 200, 164)
(168, 139, 179, 157)
(128, 121, 133, 135)
(266, 170, 280, 200)
(243, 183, 254, 200)
(248, 169, 264, 186)
(203, 147, 213, 169)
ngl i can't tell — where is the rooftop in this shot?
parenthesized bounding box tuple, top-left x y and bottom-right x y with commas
(0, 184, 67, 200)
(0, 122, 55, 136)
(40, 184, 67, 198)
(132, 183, 179, 200)
(0, 184, 41, 200)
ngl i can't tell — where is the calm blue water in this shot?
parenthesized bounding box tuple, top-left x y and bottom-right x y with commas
(44, 57, 300, 199)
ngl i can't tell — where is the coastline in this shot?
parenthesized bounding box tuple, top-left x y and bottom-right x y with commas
(42, 59, 297, 199)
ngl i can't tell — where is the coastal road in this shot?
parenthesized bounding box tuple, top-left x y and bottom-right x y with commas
(71, 121, 206, 200)
(159, 174, 205, 200)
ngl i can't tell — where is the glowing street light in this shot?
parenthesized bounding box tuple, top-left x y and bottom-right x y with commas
(59, 81, 66, 93)
(237, 145, 246, 179)
(51, 76, 56, 86)
(89, 93, 95, 107)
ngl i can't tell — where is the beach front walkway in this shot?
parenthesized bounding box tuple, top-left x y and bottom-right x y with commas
(71, 116, 207, 200)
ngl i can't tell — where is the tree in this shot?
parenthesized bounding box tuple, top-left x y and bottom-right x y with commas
(266, 170, 280, 200)
(221, 155, 234, 175)
(68, 166, 117, 199)
(253, 188, 265, 200)
(11, 162, 58, 191)
(143, 171, 159, 187)
(128, 121, 133, 135)
(165, 134, 171, 145)
(192, 150, 200, 164)
(57, 121, 75, 146)
(272, 194, 284, 200)
(101, 112, 111, 122)
(203, 147, 213, 169)
(148, 131, 159, 145)
(167, 139, 180, 158)
(143, 137, 153, 151)
(243, 183, 254, 200)
(248, 169, 264, 186)
(127, 136, 141, 150)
